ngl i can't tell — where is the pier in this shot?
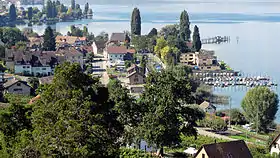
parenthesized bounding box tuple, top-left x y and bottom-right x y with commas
(193, 70, 277, 88)
(201, 36, 230, 44)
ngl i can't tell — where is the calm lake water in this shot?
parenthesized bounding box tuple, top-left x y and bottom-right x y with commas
(19, 0, 280, 122)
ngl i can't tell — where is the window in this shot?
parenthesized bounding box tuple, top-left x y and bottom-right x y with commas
(42, 68, 46, 70)
(203, 59, 207, 61)
(27, 66, 30, 68)
(17, 83, 21, 86)
(207, 67, 211, 69)
(202, 154, 205, 158)
(134, 78, 139, 82)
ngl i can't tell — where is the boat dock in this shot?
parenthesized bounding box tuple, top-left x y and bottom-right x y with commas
(201, 36, 230, 44)
(193, 71, 277, 88)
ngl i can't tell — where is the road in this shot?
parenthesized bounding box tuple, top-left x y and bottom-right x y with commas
(91, 55, 109, 85)
(196, 127, 237, 141)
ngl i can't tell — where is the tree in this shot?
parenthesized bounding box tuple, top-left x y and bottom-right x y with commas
(83, 26, 88, 37)
(84, 2, 89, 15)
(43, 26, 56, 51)
(9, 4, 17, 22)
(159, 24, 179, 37)
(154, 37, 168, 58)
(241, 86, 279, 133)
(71, 0, 75, 10)
(31, 62, 123, 157)
(192, 25, 202, 52)
(95, 31, 108, 42)
(138, 66, 204, 153)
(46, 0, 53, 18)
(131, 8, 141, 35)
(179, 10, 191, 41)
(27, 7, 33, 20)
(0, 27, 28, 47)
(230, 109, 247, 125)
(147, 28, 157, 37)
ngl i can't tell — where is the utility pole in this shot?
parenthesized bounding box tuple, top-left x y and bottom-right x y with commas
(228, 96, 231, 129)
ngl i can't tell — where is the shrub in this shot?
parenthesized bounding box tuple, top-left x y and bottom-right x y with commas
(119, 148, 155, 158)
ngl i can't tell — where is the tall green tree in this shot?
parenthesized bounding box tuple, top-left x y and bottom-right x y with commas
(46, 0, 53, 18)
(32, 62, 123, 157)
(192, 25, 202, 52)
(9, 4, 17, 22)
(84, 2, 89, 15)
(138, 66, 204, 153)
(179, 10, 191, 41)
(241, 86, 278, 133)
(147, 28, 157, 37)
(43, 26, 56, 51)
(0, 27, 28, 47)
(71, 0, 75, 10)
(27, 7, 33, 20)
(131, 8, 141, 35)
(83, 26, 88, 37)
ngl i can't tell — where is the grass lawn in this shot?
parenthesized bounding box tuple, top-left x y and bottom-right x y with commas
(232, 125, 269, 140)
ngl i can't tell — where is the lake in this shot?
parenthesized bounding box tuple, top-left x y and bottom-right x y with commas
(19, 0, 280, 122)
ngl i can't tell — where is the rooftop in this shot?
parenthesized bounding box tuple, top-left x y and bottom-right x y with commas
(195, 140, 253, 158)
(109, 33, 126, 42)
(107, 46, 128, 54)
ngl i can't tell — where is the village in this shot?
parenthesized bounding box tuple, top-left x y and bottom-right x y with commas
(0, 1, 280, 157)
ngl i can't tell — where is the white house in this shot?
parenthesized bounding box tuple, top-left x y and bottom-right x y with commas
(92, 41, 106, 55)
(270, 134, 280, 155)
(106, 46, 127, 61)
(32, 66, 52, 76)
(199, 101, 216, 114)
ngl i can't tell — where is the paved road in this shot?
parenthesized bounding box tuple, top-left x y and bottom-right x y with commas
(196, 127, 237, 141)
(91, 55, 109, 85)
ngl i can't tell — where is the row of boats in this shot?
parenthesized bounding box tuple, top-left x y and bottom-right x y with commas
(199, 76, 277, 87)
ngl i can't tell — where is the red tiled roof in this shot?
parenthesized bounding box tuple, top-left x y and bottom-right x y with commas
(187, 41, 193, 48)
(107, 46, 128, 54)
(127, 49, 136, 54)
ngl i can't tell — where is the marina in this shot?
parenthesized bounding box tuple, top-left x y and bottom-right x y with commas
(198, 75, 277, 88)
(201, 36, 230, 44)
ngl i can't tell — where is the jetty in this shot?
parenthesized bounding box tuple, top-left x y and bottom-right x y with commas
(193, 71, 277, 88)
(201, 36, 230, 44)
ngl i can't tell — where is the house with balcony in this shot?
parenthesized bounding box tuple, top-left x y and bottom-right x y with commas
(105, 46, 135, 67)
(179, 50, 221, 71)
(196, 52, 221, 71)
(179, 52, 197, 66)
(5, 50, 58, 76)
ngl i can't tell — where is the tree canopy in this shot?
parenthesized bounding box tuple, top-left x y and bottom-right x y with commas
(9, 4, 17, 22)
(131, 8, 141, 35)
(241, 86, 278, 133)
(192, 25, 202, 52)
(179, 10, 191, 41)
(138, 66, 204, 150)
(43, 26, 56, 51)
(31, 62, 123, 157)
(0, 27, 28, 47)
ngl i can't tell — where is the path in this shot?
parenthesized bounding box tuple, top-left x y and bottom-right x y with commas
(196, 127, 237, 141)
